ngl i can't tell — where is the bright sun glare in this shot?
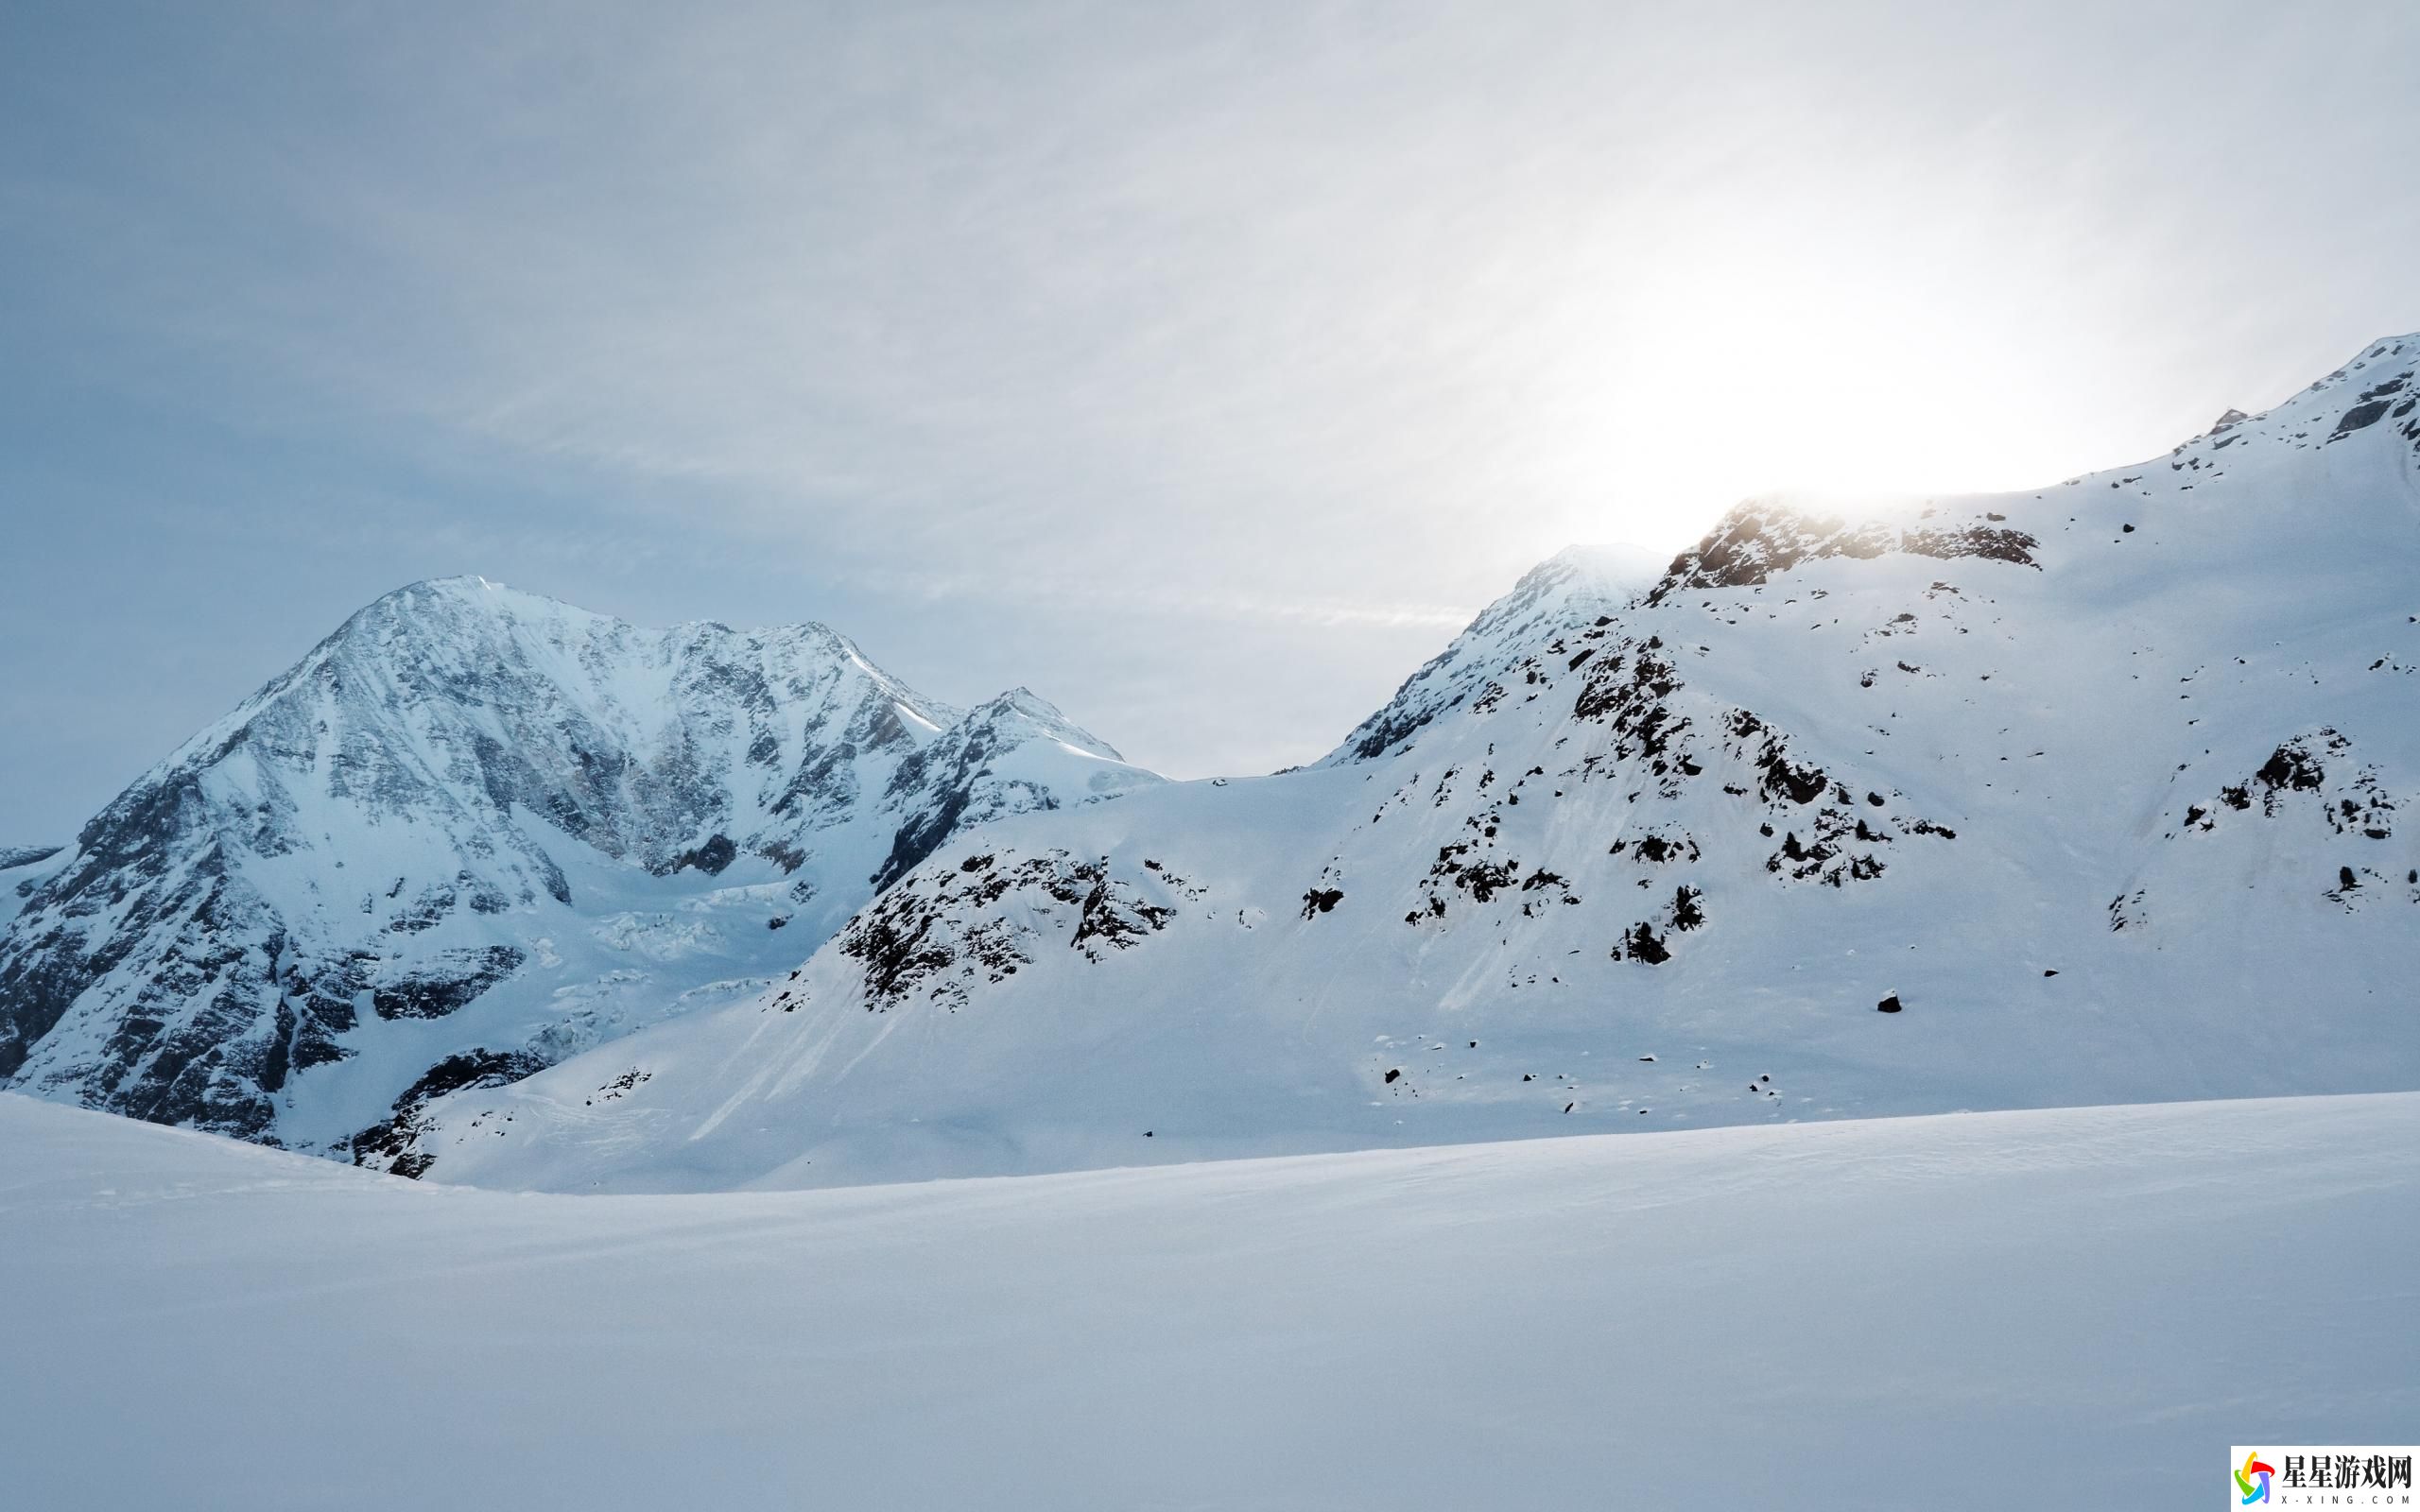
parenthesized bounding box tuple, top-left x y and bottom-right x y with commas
(1507, 208, 2163, 556)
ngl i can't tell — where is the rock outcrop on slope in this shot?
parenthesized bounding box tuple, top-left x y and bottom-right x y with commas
(394, 335, 2420, 1194)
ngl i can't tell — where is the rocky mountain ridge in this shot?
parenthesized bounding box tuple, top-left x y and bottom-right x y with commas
(0, 577, 1157, 1151)
(392, 333, 2420, 1192)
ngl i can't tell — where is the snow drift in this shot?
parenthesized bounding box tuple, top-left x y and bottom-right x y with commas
(2, 1088, 2411, 1510)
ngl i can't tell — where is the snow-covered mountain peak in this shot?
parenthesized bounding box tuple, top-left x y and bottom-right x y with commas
(2151, 332, 2417, 481)
(399, 335, 2420, 1194)
(337, 575, 889, 679)
(2316, 331, 2420, 388)
(865, 686, 1162, 889)
(1322, 542, 1667, 766)
(963, 687, 1132, 761)
(1531, 541, 1672, 599)
(339, 574, 626, 644)
(0, 582, 1156, 1152)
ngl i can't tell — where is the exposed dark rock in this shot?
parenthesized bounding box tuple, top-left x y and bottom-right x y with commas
(873, 790, 972, 889)
(1070, 876, 1178, 956)
(1669, 885, 1706, 932)
(2256, 745, 2325, 792)
(840, 898, 959, 1008)
(1301, 888, 1345, 919)
(2335, 399, 2393, 437)
(1646, 504, 2039, 604)
(1618, 921, 1671, 965)
(372, 946, 527, 1021)
(350, 1046, 549, 1177)
(659, 833, 738, 877)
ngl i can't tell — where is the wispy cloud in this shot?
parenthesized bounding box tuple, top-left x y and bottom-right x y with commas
(3, 0, 2417, 829)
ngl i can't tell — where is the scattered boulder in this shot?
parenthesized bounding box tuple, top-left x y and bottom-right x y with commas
(2334, 399, 2393, 437)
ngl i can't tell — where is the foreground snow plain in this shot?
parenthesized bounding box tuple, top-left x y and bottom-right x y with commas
(5, 1089, 2412, 1509)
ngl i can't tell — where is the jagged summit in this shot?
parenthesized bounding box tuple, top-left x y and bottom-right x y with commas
(2168, 331, 2417, 456)
(965, 687, 1132, 761)
(2187, 331, 2418, 435)
(336, 575, 898, 681)
(156, 579, 959, 815)
(336, 576, 886, 679)
(0, 582, 1158, 1153)
(866, 686, 1155, 889)
(1323, 543, 1665, 767)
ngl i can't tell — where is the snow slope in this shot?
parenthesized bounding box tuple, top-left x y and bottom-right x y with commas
(1, 1089, 2411, 1510)
(0, 579, 1156, 1156)
(408, 335, 2420, 1191)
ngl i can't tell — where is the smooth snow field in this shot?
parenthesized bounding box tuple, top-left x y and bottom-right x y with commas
(3, 1090, 2412, 1510)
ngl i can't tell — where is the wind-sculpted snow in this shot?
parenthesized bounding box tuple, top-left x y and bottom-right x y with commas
(9, 1091, 2416, 1510)
(0, 578, 1157, 1153)
(402, 333, 2420, 1193)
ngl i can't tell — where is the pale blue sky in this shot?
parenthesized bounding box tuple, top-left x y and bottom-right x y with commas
(4, 0, 2416, 840)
